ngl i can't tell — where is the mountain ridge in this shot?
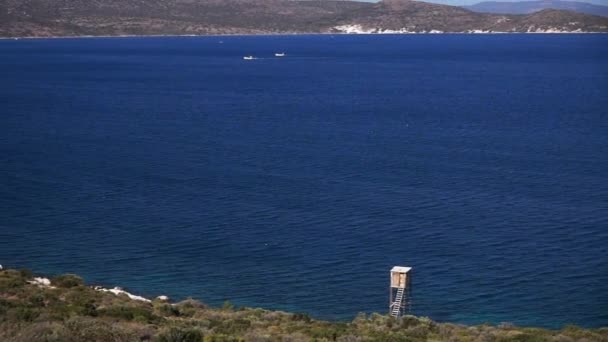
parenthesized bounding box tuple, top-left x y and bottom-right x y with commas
(464, 0, 608, 17)
(1, 0, 607, 37)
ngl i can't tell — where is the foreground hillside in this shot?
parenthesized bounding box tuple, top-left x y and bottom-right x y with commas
(1, 268, 606, 341)
(1, 0, 608, 37)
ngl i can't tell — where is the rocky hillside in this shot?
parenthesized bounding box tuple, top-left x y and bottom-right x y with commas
(334, 0, 608, 33)
(0, 0, 607, 37)
(0, 0, 369, 36)
(1, 268, 607, 341)
(465, 0, 608, 17)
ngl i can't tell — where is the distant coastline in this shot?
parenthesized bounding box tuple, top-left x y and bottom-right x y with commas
(1, 31, 606, 41)
(3, 0, 608, 39)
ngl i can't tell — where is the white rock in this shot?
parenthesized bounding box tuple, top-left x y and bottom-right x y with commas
(27, 277, 52, 287)
(96, 286, 151, 303)
(156, 295, 169, 301)
(333, 24, 372, 34)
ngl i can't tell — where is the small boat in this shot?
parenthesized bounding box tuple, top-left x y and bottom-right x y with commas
(274, 53, 286, 57)
(243, 56, 256, 60)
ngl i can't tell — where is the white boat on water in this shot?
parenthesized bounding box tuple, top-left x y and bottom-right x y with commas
(243, 56, 256, 60)
(274, 53, 286, 57)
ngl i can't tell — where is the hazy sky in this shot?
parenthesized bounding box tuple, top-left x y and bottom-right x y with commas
(361, 0, 607, 6)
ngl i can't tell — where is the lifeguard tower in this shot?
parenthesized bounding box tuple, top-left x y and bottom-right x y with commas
(389, 266, 412, 318)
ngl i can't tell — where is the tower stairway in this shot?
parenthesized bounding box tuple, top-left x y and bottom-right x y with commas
(390, 287, 405, 317)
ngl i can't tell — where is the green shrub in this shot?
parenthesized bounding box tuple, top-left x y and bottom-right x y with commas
(309, 324, 344, 340)
(204, 334, 242, 342)
(4, 322, 68, 342)
(98, 305, 157, 323)
(28, 293, 45, 307)
(157, 303, 181, 317)
(352, 313, 367, 325)
(510, 333, 547, 342)
(19, 269, 34, 279)
(156, 327, 204, 342)
(51, 274, 84, 288)
(79, 302, 98, 317)
(222, 301, 234, 311)
(214, 318, 251, 335)
(561, 324, 598, 339)
(175, 299, 207, 318)
(177, 299, 207, 309)
(403, 325, 431, 339)
(0, 270, 26, 289)
(10, 307, 40, 322)
(64, 317, 140, 342)
(61, 288, 99, 317)
(399, 315, 422, 329)
(291, 313, 312, 323)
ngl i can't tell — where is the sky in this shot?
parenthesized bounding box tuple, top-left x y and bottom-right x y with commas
(360, 0, 607, 6)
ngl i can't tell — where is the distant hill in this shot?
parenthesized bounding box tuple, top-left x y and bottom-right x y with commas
(333, 0, 608, 33)
(465, 0, 608, 17)
(1, 0, 608, 37)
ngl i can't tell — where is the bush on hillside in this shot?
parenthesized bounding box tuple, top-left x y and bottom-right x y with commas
(155, 327, 204, 342)
(98, 305, 158, 323)
(51, 274, 84, 288)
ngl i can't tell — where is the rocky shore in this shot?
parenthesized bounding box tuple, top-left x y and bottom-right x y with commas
(1, 267, 606, 341)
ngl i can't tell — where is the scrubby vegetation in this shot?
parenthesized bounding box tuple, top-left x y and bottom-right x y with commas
(0, 268, 606, 341)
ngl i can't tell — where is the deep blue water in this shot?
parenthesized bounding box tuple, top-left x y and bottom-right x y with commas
(1, 35, 607, 329)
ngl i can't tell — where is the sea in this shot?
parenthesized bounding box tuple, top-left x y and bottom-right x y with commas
(1, 34, 607, 329)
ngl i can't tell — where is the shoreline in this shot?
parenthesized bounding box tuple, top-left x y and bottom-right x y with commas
(1, 267, 607, 341)
(2, 267, 607, 329)
(1, 31, 607, 40)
